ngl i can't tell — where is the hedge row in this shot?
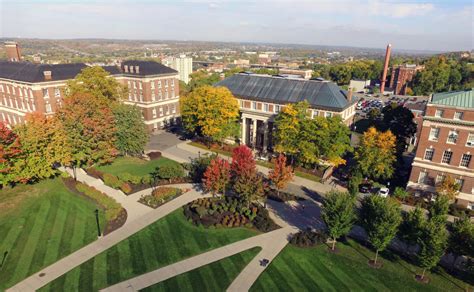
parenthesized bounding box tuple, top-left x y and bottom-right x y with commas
(75, 182, 123, 221)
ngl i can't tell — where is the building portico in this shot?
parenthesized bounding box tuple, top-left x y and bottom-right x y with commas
(241, 113, 274, 153)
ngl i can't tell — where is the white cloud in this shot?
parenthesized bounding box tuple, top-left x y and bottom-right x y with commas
(368, 1, 435, 18)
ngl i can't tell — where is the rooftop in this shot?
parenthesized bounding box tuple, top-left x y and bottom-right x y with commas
(215, 73, 353, 111)
(431, 89, 474, 109)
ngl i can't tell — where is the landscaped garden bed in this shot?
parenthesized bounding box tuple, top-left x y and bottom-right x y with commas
(289, 228, 328, 248)
(183, 197, 279, 232)
(139, 187, 186, 208)
(62, 177, 127, 235)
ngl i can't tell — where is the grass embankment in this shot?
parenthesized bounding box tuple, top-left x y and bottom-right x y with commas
(0, 178, 106, 290)
(142, 247, 261, 292)
(251, 239, 470, 292)
(41, 210, 258, 291)
(96, 156, 181, 178)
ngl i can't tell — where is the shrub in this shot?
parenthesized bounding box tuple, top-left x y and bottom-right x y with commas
(103, 173, 122, 189)
(290, 228, 328, 247)
(188, 154, 217, 183)
(118, 172, 142, 185)
(86, 167, 105, 179)
(154, 164, 185, 182)
(252, 206, 279, 232)
(141, 175, 153, 185)
(75, 182, 122, 221)
(139, 187, 183, 208)
(148, 151, 162, 160)
(120, 182, 133, 194)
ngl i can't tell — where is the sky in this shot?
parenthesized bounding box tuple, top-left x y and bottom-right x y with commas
(0, 0, 472, 52)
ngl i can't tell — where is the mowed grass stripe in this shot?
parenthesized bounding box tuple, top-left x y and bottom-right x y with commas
(41, 197, 69, 267)
(142, 247, 261, 292)
(45, 210, 258, 291)
(93, 252, 108, 290)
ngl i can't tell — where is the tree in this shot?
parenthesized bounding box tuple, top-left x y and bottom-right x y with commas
(231, 145, 256, 179)
(436, 175, 460, 201)
(359, 195, 402, 265)
(12, 113, 72, 183)
(273, 102, 303, 159)
(268, 154, 294, 196)
(233, 172, 266, 207)
(112, 103, 148, 156)
(398, 207, 426, 252)
(382, 104, 417, 153)
(154, 164, 184, 183)
(66, 66, 127, 101)
(428, 195, 450, 227)
(368, 108, 381, 121)
(417, 220, 448, 281)
(203, 157, 231, 197)
(0, 122, 22, 186)
(180, 85, 240, 144)
(187, 153, 217, 183)
(322, 191, 356, 250)
(355, 127, 397, 180)
(57, 92, 117, 169)
(393, 187, 409, 201)
(188, 71, 220, 91)
(348, 170, 363, 196)
(448, 215, 474, 262)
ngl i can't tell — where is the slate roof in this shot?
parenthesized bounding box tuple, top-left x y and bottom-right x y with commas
(431, 89, 474, 109)
(0, 60, 177, 83)
(0, 61, 87, 83)
(215, 73, 353, 111)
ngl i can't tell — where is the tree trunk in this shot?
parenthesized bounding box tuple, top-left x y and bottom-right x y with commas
(332, 237, 337, 251)
(374, 250, 379, 264)
(421, 268, 426, 280)
(72, 165, 77, 181)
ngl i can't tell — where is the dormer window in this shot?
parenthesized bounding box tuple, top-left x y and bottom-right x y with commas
(454, 112, 463, 120)
(124, 65, 129, 73)
(435, 109, 444, 118)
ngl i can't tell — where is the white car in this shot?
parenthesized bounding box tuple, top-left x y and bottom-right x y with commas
(378, 188, 389, 198)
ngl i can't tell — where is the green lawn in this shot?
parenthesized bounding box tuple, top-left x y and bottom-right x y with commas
(96, 156, 181, 178)
(251, 240, 470, 292)
(41, 210, 258, 291)
(142, 247, 261, 292)
(0, 178, 106, 291)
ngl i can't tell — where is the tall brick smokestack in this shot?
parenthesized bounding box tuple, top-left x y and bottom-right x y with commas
(5, 41, 22, 62)
(380, 43, 391, 93)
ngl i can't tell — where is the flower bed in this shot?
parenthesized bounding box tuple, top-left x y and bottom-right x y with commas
(139, 187, 184, 208)
(289, 228, 328, 247)
(183, 197, 279, 232)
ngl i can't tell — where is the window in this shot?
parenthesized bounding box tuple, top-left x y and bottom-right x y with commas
(158, 80, 162, 88)
(45, 103, 52, 113)
(447, 130, 458, 144)
(54, 88, 60, 97)
(435, 109, 444, 118)
(165, 105, 169, 115)
(139, 82, 142, 90)
(460, 154, 472, 167)
(43, 88, 49, 98)
(252, 101, 256, 110)
(6, 86, 10, 94)
(171, 79, 175, 86)
(424, 148, 434, 161)
(171, 104, 176, 114)
(466, 133, 474, 147)
(165, 91, 168, 99)
(151, 92, 155, 101)
(165, 79, 168, 87)
(312, 110, 319, 118)
(158, 90, 162, 100)
(455, 178, 464, 190)
(454, 112, 463, 120)
(152, 108, 157, 118)
(264, 103, 269, 112)
(429, 128, 440, 141)
(171, 90, 175, 98)
(325, 112, 333, 118)
(435, 174, 446, 184)
(159, 107, 163, 116)
(418, 171, 428, 184)
(441, 150, 453, 164)
(151, 81, 155, 89)
(275, 105, 281, 113)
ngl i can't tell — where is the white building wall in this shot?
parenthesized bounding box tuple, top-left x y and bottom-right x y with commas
(163, 55, 193, 84)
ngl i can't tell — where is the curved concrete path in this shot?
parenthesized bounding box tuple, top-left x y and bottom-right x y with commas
(7, 183, 208, 292)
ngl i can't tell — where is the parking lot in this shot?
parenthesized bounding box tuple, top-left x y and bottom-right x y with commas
(353, 93, 429, 117)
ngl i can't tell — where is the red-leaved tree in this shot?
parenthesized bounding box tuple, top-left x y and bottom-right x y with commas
(268, 154, 294, 196)
(203, 157, 231, 197)
(0, 121, 22, 186)
(231, 145, 256, 179)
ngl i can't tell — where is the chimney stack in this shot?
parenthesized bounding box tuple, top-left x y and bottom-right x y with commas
(380, 43, 392, 93)
(5, 41, 22, 62)
(347, 87, 353, 102)
(43, 71, 52, 81)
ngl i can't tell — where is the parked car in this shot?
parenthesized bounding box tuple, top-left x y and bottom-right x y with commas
(359, 184, 372, 193)
(378, 188, 390, 198)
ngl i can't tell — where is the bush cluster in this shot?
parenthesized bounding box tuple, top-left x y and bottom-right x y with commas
(103, 173, 122, 189)
(289, 228, 328, 247)
(75, 182, 122, 221)
(147, 151, 162, 160)
(183, 197, 278, 232)
(139, 187, 183, 208)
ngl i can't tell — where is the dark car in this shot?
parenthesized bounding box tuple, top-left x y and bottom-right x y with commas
(359, 184, 372, 193)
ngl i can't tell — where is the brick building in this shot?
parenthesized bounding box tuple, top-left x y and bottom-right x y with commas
(407, 89, 474, 209)
(0, 60, 180, 133)
(389, 64, 423, 95)
(216, 73, 357, 153)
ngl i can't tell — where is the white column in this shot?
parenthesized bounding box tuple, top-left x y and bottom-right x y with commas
(252, 119, 257, 148)
(263, 121, 268, 153)
(241, 117, 247, 145)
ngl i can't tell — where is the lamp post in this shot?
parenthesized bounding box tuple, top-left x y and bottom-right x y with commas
(95, 209, 101, 237)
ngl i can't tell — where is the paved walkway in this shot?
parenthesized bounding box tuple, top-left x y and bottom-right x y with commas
(7, 183, 209, 292)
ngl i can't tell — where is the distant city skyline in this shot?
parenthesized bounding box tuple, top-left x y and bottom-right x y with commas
(1, 0, 472, 52)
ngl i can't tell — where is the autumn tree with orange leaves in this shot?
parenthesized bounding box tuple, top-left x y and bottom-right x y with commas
(268, 154, 294, 196)
(355, 127, 397, 180)
(203, 157, 231, 197)
(0, 122, 22, 186)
